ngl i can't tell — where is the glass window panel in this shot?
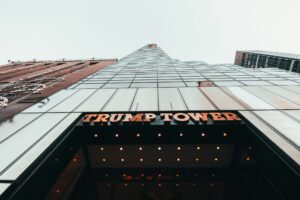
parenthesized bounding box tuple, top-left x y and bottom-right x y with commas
(130, 88, 158, 111)
(0, 183, 10, 195)
(0, 113, 67, 175)
(284, 110, 300, 121)
(241, 81, 273, 86)
(225, 87, 275, 109)
(103, 83, 131, 88)
(130, 83, 157, 88)
(243, 86, 300, 109)
(0, 113, 41, 143)
(200, 87, 245, 110)
(214, 81, 244, 86)
(268, 80, 299, 86)
(50, 89, 95, 112)
(179, 88, 216, 110)
(254, 111, 300, 147)
(22, 89, 78, 113)
(263, 86, 300, 105)
(158, 82, 186, 87)
(75, 89, 116, 112)
(0, 113, 80, 180)
(239, 111, 300, 165)
(103, 88, 136, 111)
(74, 83, 103, 89)
(158, 88, 187, 111)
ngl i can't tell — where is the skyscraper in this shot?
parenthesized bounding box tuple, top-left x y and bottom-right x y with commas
(0, 44, 299, 200)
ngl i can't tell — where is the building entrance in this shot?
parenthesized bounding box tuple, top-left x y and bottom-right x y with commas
(5, 112, 297, 200)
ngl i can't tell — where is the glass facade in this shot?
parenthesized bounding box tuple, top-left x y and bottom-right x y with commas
(0, 44, 299, 200)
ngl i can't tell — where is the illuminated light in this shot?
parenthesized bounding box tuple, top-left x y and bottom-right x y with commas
(141, 174, 144, 177)
(72, 158, 77, 162)
(179, 133, 183, 137)
(139, 158, 144, 162)
(123, 174, 126, 177)
(193, 184, 196, 187)
(139, 146, 143, 151)
(194, 173, 197, 177)
(248, 146, 253, 150)
(69, 147, 73, 151)
(176, 158, 181, 162)
(158, 183, 162, 187)
(136, 133, 140, 138)
(176, 183, 179, 187)
(107, 183, 111, 187)
(158, 158, 162, 162)
(195, 158, 200, 162)
(196, 146, 200, 150)
(214, 157, 219, 162)
(176, 174, 180, 177)
(201, 133, 205, 137)
(124, 183, 127, 187)
(212, 174, 215, 177)
(210, 183, 214, 187)
(105, 173, 109, 177)
(223, 132, 228, 137)
(158, 174, 162, 177)
(115, 133, 119, 138)
(56, 189, 60, 193)
(157, 146, 162, 151)
(100, 147, 104, 151)
(120, 147, 124, 151)
(94, 133, 99, 138)
(246, 156, 251, 161)
(216, 146, 220, 150)
(157, 133, 162, 137)
(177, 146, 181, 151)
(141, 184, 145, 187)
(121, 158, 125, 162)
(101, 158, 106, 162)
(55, 158, 59, 162)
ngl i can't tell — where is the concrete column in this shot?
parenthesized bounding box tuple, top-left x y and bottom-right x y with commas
(289, 60, 295, 72)
(265, 56, 269, 68)
(255, 55, 260, 68)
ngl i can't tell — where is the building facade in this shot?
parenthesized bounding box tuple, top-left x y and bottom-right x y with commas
(0, 59, 116, 122)
(0, 44, 299, 200)
(235, 50, 300, 73)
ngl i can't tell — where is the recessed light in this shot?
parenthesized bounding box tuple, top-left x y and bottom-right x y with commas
(94, 133, 99, 138)
(223, 132, 227, 137)
(115, 133, 119, 138)
(158, 158, 162, 162)
(216, 146, 220, 150)
(179, 133, 183, 137)
(177, 158, 181, 162)
(101, 158, 106, 162)
(100, 147, 104, 151)
(201, 133, 205, 137)
(177, 146, 181, 150)
(120, 147, 124, 151)
(139, 158, 144, 162)
(195, 158, 199, 162)
(121, 158, 125, 162)
(246, 156, 251, 161)
(139, 147, 143, 151)
(136, 133, 140, 138)
(158, 183, 162, 187)
(158, 133, 162, 137)
(176, 174, 180, 177)
(196, 146, 200, 150)
(157, 146, 162, 150)
(214, 157, 219, 162)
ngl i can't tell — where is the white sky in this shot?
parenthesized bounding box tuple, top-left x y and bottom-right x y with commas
(0, 0, 300, 65)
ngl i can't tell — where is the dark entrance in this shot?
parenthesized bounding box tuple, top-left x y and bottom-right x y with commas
(3, 112, 299, 200)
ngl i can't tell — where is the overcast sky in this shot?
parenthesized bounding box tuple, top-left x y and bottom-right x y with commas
(0, 0, 299, 65)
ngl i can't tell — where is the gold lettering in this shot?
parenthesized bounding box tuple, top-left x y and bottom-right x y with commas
(209, 112, 226, 121)
(160, 113, 173, 122)
(222, 112, 241, 121)
(188, 113, 208, 122)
